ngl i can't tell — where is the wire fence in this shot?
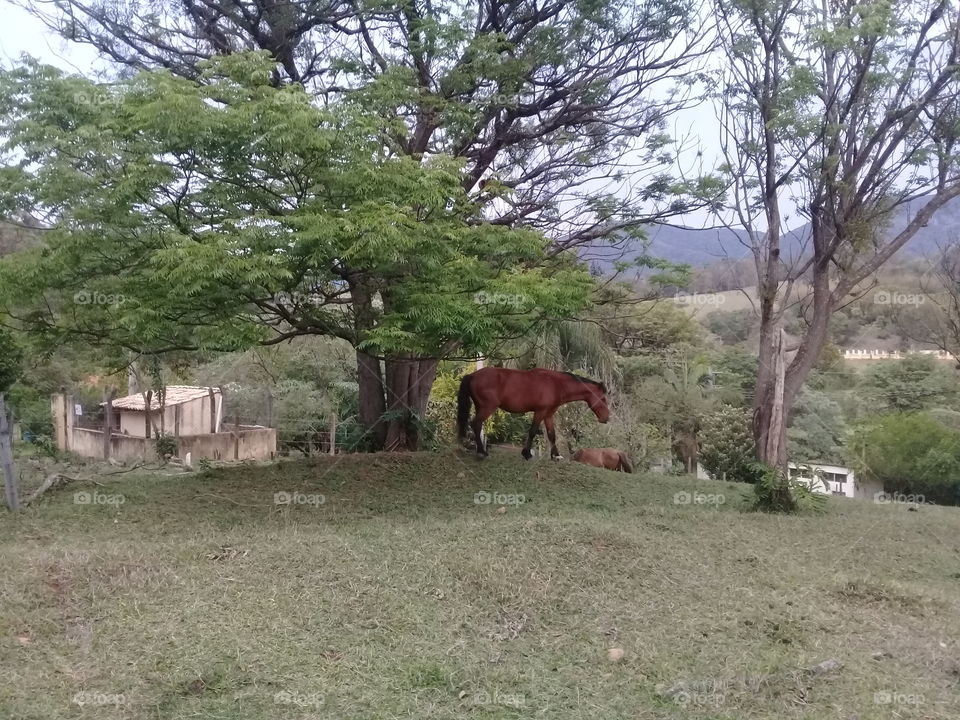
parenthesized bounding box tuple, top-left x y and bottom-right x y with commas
(59, 385, 351, 456)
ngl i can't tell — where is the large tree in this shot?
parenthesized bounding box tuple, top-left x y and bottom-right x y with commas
(0, 55, 593, 449)
(715, 0, 960, 508)
(15, 0, 717, 446)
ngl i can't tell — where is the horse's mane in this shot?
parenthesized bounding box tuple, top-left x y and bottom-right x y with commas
(562, 372, 606, 393)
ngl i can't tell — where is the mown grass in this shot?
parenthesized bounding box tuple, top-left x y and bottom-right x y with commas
(1, 448, 958, 719)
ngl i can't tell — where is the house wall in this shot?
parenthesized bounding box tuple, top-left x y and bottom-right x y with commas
(119, 411, 149, 438)
(117, 394, 221, 438)
(790, 462, 856, 498)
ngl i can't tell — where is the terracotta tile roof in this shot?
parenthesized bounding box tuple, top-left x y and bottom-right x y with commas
(105, 386, 220, 411)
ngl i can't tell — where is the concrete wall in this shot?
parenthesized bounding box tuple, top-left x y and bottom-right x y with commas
(61, 425, 274, 462)
(843, 349, 953, 362)
(178, 427, 276, 462)
(69, 427, 156, 462)
(118, 394, 221, 438)
(53, 393, 273, 462)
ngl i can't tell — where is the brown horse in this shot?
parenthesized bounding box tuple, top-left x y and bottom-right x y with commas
(572, 448, 633, 473)
(457, 367, 609, 460)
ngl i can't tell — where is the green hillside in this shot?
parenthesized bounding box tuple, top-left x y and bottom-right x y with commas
(2, 451, 957, 719)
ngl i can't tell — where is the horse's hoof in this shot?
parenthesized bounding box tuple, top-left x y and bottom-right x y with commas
(521, 449, 532, 460)
(552, 455, 564, 461)
(476, 453, 488, 461)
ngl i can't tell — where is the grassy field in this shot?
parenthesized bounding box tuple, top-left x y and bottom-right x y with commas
(1, 449, 958, 719)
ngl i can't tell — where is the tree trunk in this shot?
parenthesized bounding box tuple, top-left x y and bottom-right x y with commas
(349, 273, 388, 451)
(0, 394, 18, 511)
(752, 327, 795, 511)
(671, 424, 699, 475)
(383, 356, 439, 451)
(356, 349, 387, 451)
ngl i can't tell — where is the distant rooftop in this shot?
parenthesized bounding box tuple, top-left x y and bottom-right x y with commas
(104, 386, 219, 411)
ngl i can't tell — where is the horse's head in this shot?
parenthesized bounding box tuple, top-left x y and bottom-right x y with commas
(587, 383, 610, 423)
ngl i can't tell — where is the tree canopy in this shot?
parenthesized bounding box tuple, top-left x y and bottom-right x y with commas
(0, 54, 592, 360)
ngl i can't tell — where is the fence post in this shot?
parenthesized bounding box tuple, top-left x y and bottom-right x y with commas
(234, 411, 240, 461)
(329, 410, 337, 456)
(266, 389, 273, 428)
(217, 386, 225, 433)
(144, 390, 153, 439)
(0, 393, 19, 511)
(208, 388, 217, 434)
(102, 388, 114, 460)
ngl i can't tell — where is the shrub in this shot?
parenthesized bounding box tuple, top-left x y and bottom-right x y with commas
(751, 463, 825, 513)
(155, 433, 178, 460)
(699, 406, 762, 483)
(850, 413, 960, 505)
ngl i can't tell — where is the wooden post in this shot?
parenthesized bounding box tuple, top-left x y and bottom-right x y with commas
(266, 389, 273, 429)
(329, 410, 337, 456)
(103, 388, 114, 460)
(208, 388, 217, 434)
(158, 386, 166, 436)
(174, 404, 181, 438)
(217, 386, 226, 432)
(0, 394, 19, 511)
(144, 390, 153, 439)
(234, 411, 240, 461)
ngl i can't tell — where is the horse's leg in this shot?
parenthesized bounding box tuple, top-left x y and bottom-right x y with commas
(543, 414, 562, 460)
(521, 411, 546, 460)
(471, 404, 494, 457)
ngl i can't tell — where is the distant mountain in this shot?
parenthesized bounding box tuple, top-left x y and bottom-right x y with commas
(587, 195, 960, 270)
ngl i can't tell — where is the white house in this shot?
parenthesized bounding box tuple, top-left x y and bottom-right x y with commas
(788, 462, 882, 499)
(105, 386, 223, 437)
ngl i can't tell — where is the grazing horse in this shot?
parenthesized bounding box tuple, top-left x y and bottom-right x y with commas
(457, 367, 609, 460)
(572, 448, 633, 473)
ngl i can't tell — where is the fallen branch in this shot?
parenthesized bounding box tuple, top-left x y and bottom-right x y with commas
(102, 462, 145, 475)
(22, 473, 83, 506)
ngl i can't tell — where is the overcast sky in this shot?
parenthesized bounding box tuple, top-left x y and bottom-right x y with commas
(0, 4, 98, 72)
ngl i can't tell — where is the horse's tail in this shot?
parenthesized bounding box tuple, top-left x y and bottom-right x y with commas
(618, 451, 633, 474)
(456, 373, 474, 439)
